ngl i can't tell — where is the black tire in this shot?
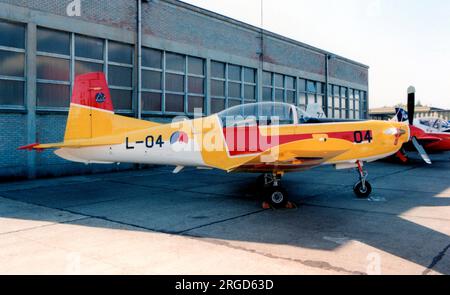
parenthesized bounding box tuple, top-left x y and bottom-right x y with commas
(353, 181, 372, 199)
(266, 186, 288, 208)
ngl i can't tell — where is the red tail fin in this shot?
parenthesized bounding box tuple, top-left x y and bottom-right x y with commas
(72, 72, 114, 112)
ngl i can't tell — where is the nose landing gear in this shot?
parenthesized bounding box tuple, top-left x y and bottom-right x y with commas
(353, 161, 372, 199)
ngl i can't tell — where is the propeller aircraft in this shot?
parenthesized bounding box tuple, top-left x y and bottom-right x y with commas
(19, 72, 411, 207)
(392, 87, 450, 164)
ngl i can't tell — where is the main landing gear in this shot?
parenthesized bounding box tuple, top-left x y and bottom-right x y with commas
(258, 172, 294, 209)
(353, 161, 372, 199)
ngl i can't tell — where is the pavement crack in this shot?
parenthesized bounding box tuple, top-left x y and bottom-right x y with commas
(188, 238, 365, 275)
(177, 209, 266, 235)
(423, 243, 450, 275)
(0, 216, 91, 236)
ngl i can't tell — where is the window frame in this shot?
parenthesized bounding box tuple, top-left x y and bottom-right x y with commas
(0, 20, 26, 110)
(263, 71, 296, 105)
(141, 49, 206, 116)
(211, 61, 257, 114)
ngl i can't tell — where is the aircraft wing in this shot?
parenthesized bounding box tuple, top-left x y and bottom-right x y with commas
(228, 137, 353, 171)
(416, 136, 442, 146)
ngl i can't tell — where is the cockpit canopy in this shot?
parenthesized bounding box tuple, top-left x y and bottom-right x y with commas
(217, 102, 310, 127)
(418, 118, 450, 132)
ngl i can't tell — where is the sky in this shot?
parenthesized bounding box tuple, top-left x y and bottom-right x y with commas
(182, 0, 450, 109)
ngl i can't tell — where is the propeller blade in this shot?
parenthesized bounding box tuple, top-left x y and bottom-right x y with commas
(412, 137, 432, 164)
(407, 86, 415, 126)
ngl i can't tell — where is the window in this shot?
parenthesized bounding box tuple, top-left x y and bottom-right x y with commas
(298, 79, 306, 109)
(327, 84, 333, 118)
(108, 41, 133, 64)
(165, 53, 187, 113)
(211, 61, 227, 111)
(340, 87, 348, 119)
(243, 68, 256, 102)
(355, 90, 360, 119)
(227, 64, 241, 107)
(142, 92, 161, 112)
(333, 85, 340, 119)
(142, 49, 205, 114)
(187, 56, 205, 113)
(108, 41, 133, 111)
(211, 61, 225, 79)
(142, 48, 162, 112)
(210, 61, 256, 113)
(36, 27, 71, 108)
(263, 71, 296, 105)
(34, 29, 137, 111)
(360, 91, 367, 119)
(263, 72, 272, 102)
(349, 89, 355, 119)
(0, 21, 25, 107)
(75, 34, 104, 77)
(298, 79, 324, 113)
(305, 80, 320, 107)
(75, 35, 103, 60)
(166, 52, 185, 72)
(286, 76, 296, 105)
(316, 82, 324, 110)
(37, 27, 70, 55)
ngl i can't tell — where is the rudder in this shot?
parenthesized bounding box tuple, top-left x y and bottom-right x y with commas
(64, 72, 115, 141)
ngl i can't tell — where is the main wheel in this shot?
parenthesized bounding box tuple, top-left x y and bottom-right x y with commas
(353, 181, 372, 199)
(266, 187, 288, 208)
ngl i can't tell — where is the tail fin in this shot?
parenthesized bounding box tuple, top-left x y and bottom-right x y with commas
(19, 72, 160, 151)
(64, 72, 115, 141)
(71, 72, 114, 113)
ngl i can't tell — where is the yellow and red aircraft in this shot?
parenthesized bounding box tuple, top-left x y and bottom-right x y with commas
(20, 72, 410, 207)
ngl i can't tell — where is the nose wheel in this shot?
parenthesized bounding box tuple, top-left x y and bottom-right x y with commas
(354, 161, 372, 199)
(267, 186, 288, 208)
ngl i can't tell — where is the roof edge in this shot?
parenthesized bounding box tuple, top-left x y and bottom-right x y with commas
(164, 0, 369, 69)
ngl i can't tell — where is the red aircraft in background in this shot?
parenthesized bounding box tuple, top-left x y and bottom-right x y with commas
(393, 87, 450, 164)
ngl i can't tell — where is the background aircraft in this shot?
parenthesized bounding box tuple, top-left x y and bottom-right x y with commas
(20, 72, 410, 207)
(392, 87, 450, 164)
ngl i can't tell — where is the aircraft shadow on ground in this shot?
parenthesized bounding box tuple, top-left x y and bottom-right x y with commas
(0, 152, 449, 274)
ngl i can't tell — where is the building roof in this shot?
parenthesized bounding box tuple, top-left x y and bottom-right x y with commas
(370, 106, 446, 115)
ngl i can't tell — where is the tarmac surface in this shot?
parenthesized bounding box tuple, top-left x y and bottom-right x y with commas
(1, 153, 449, 275)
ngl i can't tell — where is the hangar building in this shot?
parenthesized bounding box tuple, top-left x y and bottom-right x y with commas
(0, 0, 369, 179)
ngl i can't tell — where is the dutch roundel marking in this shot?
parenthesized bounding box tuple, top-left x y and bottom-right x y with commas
(95, 92, 106, 103)
(170, 131, 189, 144)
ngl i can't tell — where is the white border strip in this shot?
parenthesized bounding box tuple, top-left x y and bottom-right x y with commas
(70, 103, 115, 114)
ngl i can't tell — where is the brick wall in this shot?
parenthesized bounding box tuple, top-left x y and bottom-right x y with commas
(0, 0, 136, 31)
(0, 114, 27, 180)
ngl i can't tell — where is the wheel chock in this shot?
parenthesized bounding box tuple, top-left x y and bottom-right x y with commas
(262, 201, 297, 210)
(285, 201, 296, 209)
